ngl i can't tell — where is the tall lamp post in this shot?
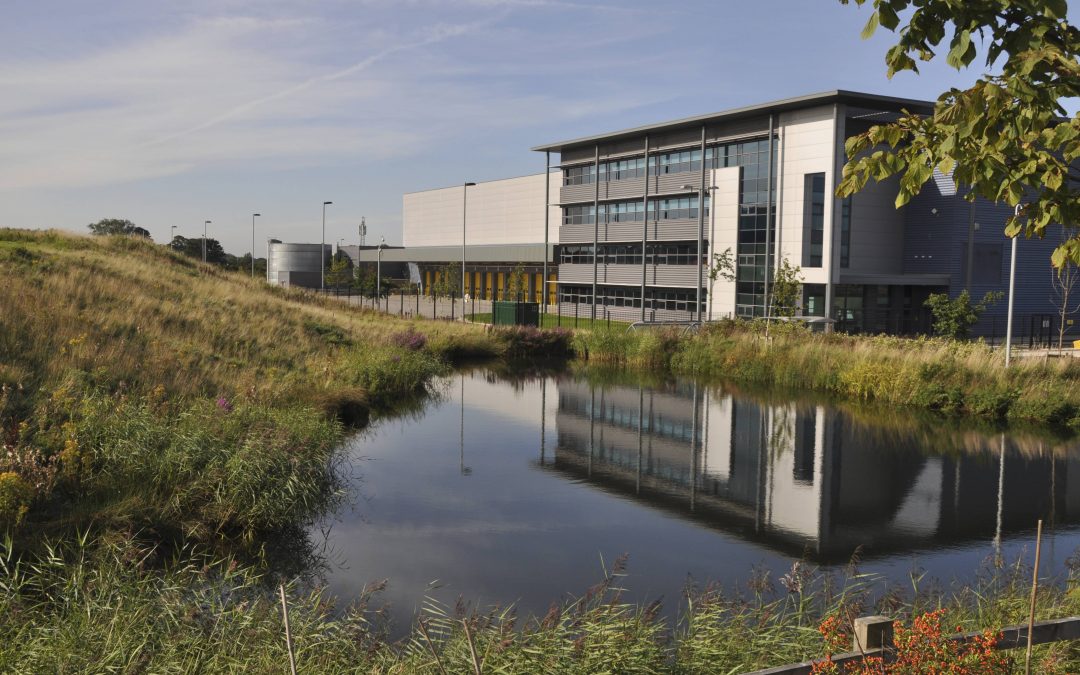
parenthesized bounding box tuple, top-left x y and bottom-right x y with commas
(170, 225, 177, 243)
(1005, 203, 1022, 368)
(202, 220, 211, 263)
(251, 213, 260, 277)
(682, 184, 716, 322)
(462, 182, 476, 304)
(321, 201, 333, 290)
(377, 236, 386, 301)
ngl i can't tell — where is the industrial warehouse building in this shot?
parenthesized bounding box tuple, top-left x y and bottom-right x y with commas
(288, 90, 1072, 336)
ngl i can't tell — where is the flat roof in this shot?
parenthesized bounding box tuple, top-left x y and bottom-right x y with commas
(531, 90, 935, 153)
(350, 243, 553, 264)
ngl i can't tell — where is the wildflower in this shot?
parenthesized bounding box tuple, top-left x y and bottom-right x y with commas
(216, 396, 233, 413)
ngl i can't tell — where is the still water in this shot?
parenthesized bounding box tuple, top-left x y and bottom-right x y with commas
(315, 369, 1080, 631)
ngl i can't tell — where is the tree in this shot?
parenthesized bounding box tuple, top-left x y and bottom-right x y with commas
(88, 218, 150, 238)
(169, 235, 225, 264)
(431, 263, 460, 300)
(925, 289, 1003, 338)
(325, 254, 353, 289)
(837, 0, 1080, 270)
(769, 256, 804, 318)
(708, 247, 737, 284)
(1051, 247, 1079, 349)
(507, 263, 528, 301)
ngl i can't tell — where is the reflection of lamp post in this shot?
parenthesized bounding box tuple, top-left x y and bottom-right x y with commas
(995, 433, 1006, 563)
(251, 213, 261, 277)
(459, 374, 471, 476)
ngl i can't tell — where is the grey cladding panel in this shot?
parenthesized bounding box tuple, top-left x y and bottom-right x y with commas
(558, 264, 595, 284)
(651, 265, 698, 287)
(561, 147, 595, 164)
(601, 222, 645, 243)
(597, 264, 642, 285)
(649, 219, 701, 241)
(561, 184, 595, 204)
(601, 178, 646, 200)
(560, 224, 595, 244)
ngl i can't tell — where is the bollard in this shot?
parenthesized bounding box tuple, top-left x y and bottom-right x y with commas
(853, 615, 894, 653)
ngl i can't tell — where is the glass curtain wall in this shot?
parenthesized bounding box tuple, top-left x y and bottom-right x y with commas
(712, 138, 776, 318)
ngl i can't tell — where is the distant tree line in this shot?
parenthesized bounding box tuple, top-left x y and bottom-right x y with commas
(86, 218, 265, 275)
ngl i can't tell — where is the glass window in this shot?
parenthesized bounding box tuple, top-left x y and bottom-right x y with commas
(802, 173, 826, 268)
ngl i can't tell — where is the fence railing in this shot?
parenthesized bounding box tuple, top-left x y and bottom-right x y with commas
(747, 615, 1080, 675)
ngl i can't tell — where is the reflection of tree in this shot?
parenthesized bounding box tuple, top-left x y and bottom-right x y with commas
(766, 403, 796, 461)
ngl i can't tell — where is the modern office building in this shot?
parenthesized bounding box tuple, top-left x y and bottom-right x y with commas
(355, 90, 1069, 335)
(354, 172, 561, 302)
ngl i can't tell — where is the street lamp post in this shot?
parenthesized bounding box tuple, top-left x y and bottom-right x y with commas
(251, 213, 260, 277)
(202, 220, 211, 263)
(462, 182, 476, 306)
(682, 184, 715, 322)
(321, 201, 333, 290)
(170, 225, 176, 243)
(1005, 204, 1022, 367)
(377, 236, 386, 302)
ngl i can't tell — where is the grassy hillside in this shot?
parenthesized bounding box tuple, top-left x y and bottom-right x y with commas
(0, 229, 529, 537)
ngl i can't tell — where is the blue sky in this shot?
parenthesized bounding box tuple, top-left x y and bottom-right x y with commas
(1, 0, 1072, 254)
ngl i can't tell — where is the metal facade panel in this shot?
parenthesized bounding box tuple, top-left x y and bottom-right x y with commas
(651, 265, 698, 287)
(650, 219, 700, 241)
(561, 184, 595, 204)
(601, 177, 646, 200)
(558, 264, 594, 284)
(600, 222, 644, 243)
(559, 224, 595, 243)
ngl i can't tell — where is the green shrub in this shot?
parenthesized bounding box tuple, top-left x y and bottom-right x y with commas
(0, 472, 33, 528)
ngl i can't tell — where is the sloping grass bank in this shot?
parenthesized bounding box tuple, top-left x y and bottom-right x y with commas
(574, 322, 1080, 429)
(0, 230, 569, 537)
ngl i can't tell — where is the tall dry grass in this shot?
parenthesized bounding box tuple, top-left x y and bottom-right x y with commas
(2, 535, 1078, 673)
(0, 230, 509, 536)
(575, 320, 1080, 429)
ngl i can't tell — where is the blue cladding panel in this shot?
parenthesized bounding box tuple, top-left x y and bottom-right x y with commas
(903, 173, 1068, 337)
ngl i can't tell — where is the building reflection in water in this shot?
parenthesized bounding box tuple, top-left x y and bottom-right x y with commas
(543, 379, 1080, 563)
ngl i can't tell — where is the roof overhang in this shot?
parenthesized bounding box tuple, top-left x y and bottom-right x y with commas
(531, 90, 935, 154)
(350, 243, 554, 264)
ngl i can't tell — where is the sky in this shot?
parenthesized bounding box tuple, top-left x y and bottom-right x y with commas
(2, 0, 1074, 255)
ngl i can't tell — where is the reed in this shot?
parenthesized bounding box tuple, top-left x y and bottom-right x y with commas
(575, 321, 1080, 429)
(2, 536, 1076, 673)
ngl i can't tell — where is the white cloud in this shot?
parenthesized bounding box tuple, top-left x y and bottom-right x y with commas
(0, 1, 669, 193)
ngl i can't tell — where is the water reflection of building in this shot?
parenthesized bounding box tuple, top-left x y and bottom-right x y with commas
(548, 379, 1080, 563)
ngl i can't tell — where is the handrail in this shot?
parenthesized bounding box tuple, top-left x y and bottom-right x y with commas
(627, 320, 701, 335)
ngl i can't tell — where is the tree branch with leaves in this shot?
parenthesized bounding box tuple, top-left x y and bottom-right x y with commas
(837, 0, 1080, 269)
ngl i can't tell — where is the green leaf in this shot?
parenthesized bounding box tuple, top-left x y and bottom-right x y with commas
(1044, 168, 1063, 190)
(946, 29, 972, 69)
(860, 10, 879, 39)
(1044, 0, 1067, 19)
(895, 187, 912, 209)
(1051, 246, 1066, 269)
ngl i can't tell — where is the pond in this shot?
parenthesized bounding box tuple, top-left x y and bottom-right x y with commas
(314, 368, 1080, 634)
